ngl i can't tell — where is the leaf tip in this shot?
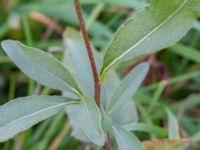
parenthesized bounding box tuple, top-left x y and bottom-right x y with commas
(138, 62, 150, 74)
(1, 39, 16, 52)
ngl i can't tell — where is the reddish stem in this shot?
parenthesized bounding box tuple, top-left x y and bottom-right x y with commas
(73, 0, 101, 106)
(103, 134, 111, 150)
(73, 1, 110, 150)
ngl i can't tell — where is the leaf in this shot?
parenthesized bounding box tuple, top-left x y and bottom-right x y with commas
(0, 96, 78, 142)
(62, 28, 138, 143)
(101, 69, 138, 126)
(113, 125, 145, 150)
(101, 0, 200, 76)
(181, 94, 200, 110)
(106, 63, 149, 114)
(110, 101, 138, 125)
(166, 108, 180, 140)
(143, 139, 189, 150)
(67, 97, 105, 146)
(124, 123, 168, 138)
(101, 69, 120, 109)
(168, 44, 200, 64)
(62, 28, 106, 144)
(1, 40, 82, 98)
(65, 104, 91, 143)
(63, 28, 94, 97)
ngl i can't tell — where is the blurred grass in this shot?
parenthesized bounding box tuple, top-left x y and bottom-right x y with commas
(0, 0, 200, 149)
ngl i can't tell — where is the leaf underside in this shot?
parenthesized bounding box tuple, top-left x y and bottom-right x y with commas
(0, 96, 78, 142)
(1, 40, 81, 98)
(107, 63, 149, 114)
(166, 108, 180, 140)
(63, 28, 94, 97)
(66, 97, 105, 146)
(78, 97, 105, 146)
(113, 125, 145, 150)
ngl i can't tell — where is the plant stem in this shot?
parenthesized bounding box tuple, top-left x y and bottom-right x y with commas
(103, 134, 110, 150)
(74, 1, 110, 149)
(74, 0, 101, 106)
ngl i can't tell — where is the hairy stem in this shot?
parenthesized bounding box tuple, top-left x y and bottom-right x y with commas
(74, 0, 101, 106)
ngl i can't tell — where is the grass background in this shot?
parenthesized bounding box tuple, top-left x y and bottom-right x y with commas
(0, 0, 200, 149)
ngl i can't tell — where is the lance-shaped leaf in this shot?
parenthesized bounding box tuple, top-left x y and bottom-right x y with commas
(65, 104, 91, 143)
(101, 0, 200, 76)
(1, 40, 82, 98)
(106, 63, 149, 114)
(113, 125, 145, 150)
(63, 28, 94, 97)
(124, 123, 168, 138)
(110, 101, 138, 125)
(166, 108, 180, 140)
(0, 96, 79, 142)
(101, 68, 138, 126)
(72, 97, 105, 146)
(63, 28, 106, 143)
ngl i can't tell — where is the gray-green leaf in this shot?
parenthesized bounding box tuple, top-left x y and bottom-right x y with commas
(124, 123, 168, 138)
(106, 63, 149, 114)
(102, 68, 138, 126)
(63, 28, 94, 97)
(166, 108, 180, 140)
(71, 97, 105, 146)
(0, 96, 79, 142)
(113, 125, 145, 150)
(111, 101, 138, 125)
(1, 40, 82, 98)
(62, 28, 105, 143)
(101, 0, 200, 76)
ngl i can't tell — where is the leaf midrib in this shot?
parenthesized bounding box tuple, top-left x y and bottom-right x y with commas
(16, 45, 80, 96)
(107, 67, 143, 114)
(106, 0, 188, 71)
(0, 101, 76, 128)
